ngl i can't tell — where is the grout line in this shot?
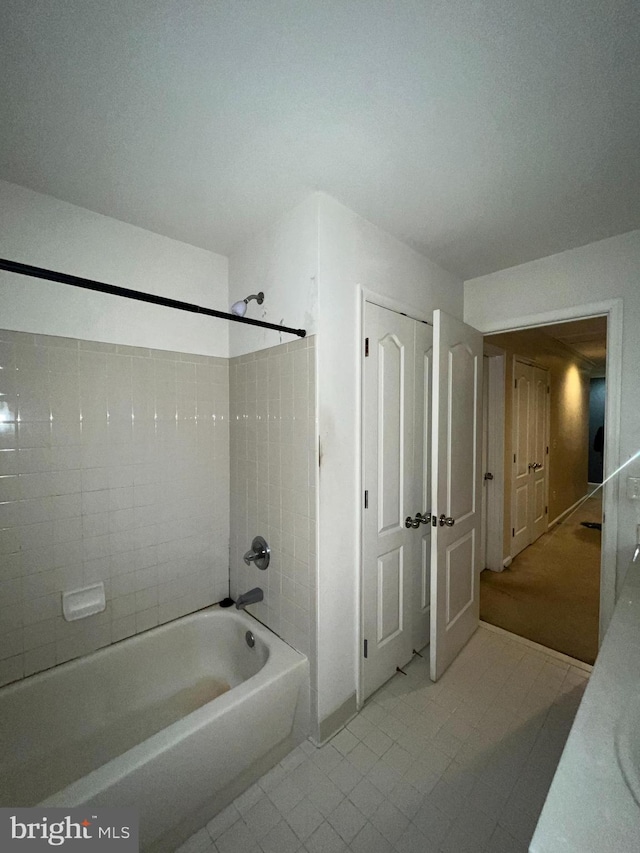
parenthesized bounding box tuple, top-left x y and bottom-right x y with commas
(479, 620, 593, 673)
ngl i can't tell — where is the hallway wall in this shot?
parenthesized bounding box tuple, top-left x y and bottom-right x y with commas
(589, 378, 606, 484)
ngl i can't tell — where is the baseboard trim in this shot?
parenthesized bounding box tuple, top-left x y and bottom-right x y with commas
(313, 693, 358, 746)
(548, 492, 591, 530)
(479, 620, 593, 673)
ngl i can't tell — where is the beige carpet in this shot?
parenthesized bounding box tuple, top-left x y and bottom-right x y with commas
(480, 494, 601, 664)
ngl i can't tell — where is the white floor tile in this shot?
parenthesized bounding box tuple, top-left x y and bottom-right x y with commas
(310, 743, 343, 773)
(258, 819, 301, 853)
(380, 743, 413, 774)
(215, 820, 261, 853)
(392, 821, 439, 853)
(439, 821, 490, 853)
(346, 714, 374, 740)
(285, 797, 324, 841)
(258, 762, 288, 793)
(386, 780, 423, 820)
(424, 779, 466, 821)
(361, 727, 393, 757)
(280, 746, 308, 772)
(304, 821, 349, 853)
(267, 773, 306, 814)
(369, 800, 409, 845)
(305, 777, 345, 817)
(243, 795, 282, 839)
(400, 762, 440, 795)
(450, 800, 497, 843)
(327, 757, 363, 793)
(330, 727, 359, 756)
(349, 821, 394, 853)
(411, 799, 453, 847)
(484, 824, 529, 853)
(325, 799, 368, 844)
(366, 760, 403, 795)
(376, 714, 408, 741)
(234, 782, 263, 814)
(347, 778, 386, 817)
(346, 741, 378, 773)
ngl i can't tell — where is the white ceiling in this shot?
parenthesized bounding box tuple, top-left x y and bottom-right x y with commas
(1, 0, 638, 280)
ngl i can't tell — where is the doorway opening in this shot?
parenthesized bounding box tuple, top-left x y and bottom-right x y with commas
(480, 317, 607, 664)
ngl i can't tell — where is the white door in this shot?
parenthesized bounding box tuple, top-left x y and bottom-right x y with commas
(362, 303, 419, 698)
(511, 360, 549, 557)
(531, 367, 549, 541)
(512, 360, 533, 557)
(430, 309, 483, 682)
(411, 321, 433, 653)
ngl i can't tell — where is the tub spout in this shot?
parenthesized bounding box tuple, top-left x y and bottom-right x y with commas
(235, 587, 264, 610)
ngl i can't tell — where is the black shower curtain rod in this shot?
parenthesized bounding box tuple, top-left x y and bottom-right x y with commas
(0, 258, 307, 339)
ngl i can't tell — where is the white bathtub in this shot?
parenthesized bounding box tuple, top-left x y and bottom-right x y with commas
(0, 607, 309, 851)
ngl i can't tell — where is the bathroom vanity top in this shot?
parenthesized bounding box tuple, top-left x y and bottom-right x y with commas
(531, 559, 640, 852)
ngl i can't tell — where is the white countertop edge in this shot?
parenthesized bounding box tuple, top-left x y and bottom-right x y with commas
(530, 561, 640, 852)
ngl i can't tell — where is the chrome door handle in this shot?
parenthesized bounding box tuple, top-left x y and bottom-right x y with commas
(528, 462, 536, 471)
(405, 516, 420, 529)
(415, 512, 431, 525)
(439, 514, 455, 527)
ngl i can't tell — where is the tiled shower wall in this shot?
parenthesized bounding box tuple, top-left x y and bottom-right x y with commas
(0, 329, 229, 686)
(229, 337, 317, 696)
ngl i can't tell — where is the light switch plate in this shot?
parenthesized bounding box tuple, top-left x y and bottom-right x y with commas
(627, 477, 640, 500)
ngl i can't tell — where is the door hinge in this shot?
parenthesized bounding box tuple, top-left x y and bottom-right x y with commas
(514, 453, 516, 463)
(546, 445, 549, 455)
(545, 505, 548, 514)
(512, 527, 515, 537)
(364, 490, 368, 509)
(363, 639, 368, 658)
(365, 337, 369, 357)
(603, 512, 606, 523)
(547, 386, 550, 393)
(514, 378, 518, 389)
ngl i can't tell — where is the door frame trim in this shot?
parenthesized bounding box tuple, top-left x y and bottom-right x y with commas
(477, 298, 621, 643)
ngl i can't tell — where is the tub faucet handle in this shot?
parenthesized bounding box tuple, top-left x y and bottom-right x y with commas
(243, 536, 270, 570)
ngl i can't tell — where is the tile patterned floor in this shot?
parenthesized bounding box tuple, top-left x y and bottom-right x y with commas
(177, 626, 589, 853)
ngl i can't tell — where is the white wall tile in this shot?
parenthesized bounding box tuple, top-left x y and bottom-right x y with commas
(0, 329, 230, 685)
(230, 337, 317, 730)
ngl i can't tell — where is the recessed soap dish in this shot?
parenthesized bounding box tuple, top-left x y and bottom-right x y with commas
(62, 582, 106, 621)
